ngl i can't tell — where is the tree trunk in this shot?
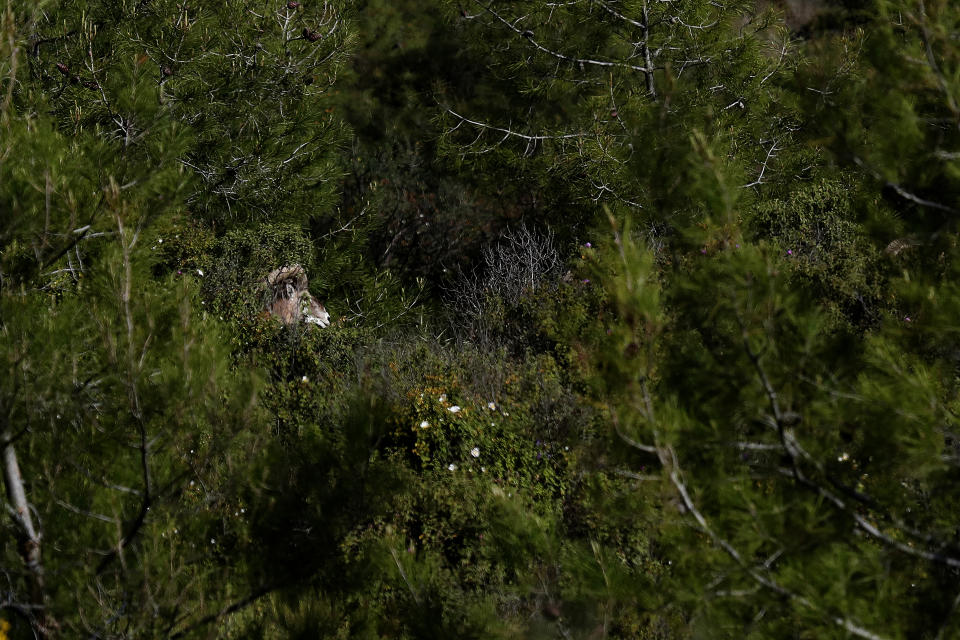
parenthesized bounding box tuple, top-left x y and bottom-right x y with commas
(2, 431, 55, 637)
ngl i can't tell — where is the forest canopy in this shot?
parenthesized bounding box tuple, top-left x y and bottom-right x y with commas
(3, 0, 960, 638)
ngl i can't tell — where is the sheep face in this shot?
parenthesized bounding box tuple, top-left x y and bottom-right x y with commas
(262, 264, 329, 328)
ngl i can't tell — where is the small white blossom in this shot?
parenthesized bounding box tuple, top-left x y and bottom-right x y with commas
(197, 269, 203, 276)
(439, 393, 447, 402)
(301, 375, 309, 382)
(448, 463, 457, 471)
(471, 447, 480, 458)
(210, 538, 216, 545)
(419, 420, 430, 429)
(480, 466, 486, 473)
(487, 402, 496, 410)
(838, 452, 850, 462)
(158, 238, 163, 244)
(448, 405, 461, 413)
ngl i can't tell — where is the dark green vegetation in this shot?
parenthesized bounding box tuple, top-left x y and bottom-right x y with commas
(2, 0, 960, 637)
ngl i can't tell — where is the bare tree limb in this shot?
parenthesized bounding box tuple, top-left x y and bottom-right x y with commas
(473, 0, 653, 73)
(1, 421, 55, 637)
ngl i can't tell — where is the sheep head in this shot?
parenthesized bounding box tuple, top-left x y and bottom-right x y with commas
(262, 264, 329, 328)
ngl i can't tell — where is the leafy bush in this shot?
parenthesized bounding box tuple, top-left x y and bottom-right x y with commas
(749, 178, 883, 325)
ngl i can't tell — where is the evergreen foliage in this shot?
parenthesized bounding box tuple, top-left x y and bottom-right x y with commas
(5, 0, 960, 638)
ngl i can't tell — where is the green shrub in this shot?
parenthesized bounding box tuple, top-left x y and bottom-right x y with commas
(749, 178, 883, 326)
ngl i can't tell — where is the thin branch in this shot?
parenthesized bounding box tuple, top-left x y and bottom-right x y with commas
(1, 417, 54, 636)
(853, 156, 960, 216)
(444, 107, 587, 142)
(168, 583, 276, 639)
(739, 313, 960, 569)
(474, 0, 652, 73)
(916, 0, 959, 118)
(661, 443, 886, 640)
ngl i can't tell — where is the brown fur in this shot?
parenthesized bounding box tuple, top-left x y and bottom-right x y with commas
(262, 265, 330, 328)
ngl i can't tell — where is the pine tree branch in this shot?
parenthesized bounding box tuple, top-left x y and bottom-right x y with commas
(621, 354, 891, 639)
(852, 156, 960, 216)
(473, 0, 653, 73)
(641, 0, 656, 98)
(1, 423, 55, 637)
(167, 582, 279, 639)
(444, 107, 588, 143)
(659, 440, 888, 640)
(738, 313, 960, 569)
(96, 217, 153, 576)
(916, 0, 959, 118)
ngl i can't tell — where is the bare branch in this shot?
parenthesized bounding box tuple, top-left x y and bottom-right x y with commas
(1, 422, 55, 636)
(473, 0, 652, 73)
(444, 107, 587, 143)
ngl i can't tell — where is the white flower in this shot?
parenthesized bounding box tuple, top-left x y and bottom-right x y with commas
(439, 393, 447, 402)
(158, 238, 163, 244)
(448, 463, 457, 471)
(480, 466, 486, 473)
(503, 411, 509, 417)
(448, 405, 461, 413)
(838, 452, 850, 462)
(301, 375, 309, 382)
(419, 420, 430, 429)
(471, 447, 480, 458)
(210, 538, 216, 545)
(487, 402, 496, 410)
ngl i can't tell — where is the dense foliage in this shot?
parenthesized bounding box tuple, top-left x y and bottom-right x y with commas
(3, 0, 960, 638)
